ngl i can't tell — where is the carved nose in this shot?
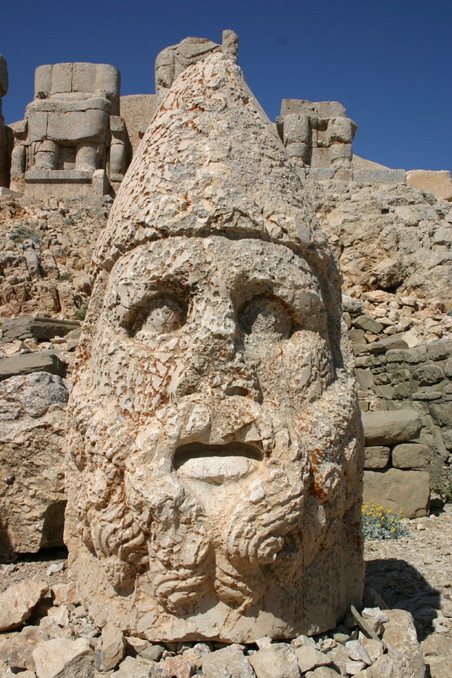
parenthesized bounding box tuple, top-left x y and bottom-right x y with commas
(174, 305, 262, 401)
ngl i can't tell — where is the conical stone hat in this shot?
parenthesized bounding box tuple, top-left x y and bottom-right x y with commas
(94, 52, 336, 288)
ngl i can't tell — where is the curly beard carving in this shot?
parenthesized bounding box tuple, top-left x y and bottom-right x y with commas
(68, 370, 360, 616)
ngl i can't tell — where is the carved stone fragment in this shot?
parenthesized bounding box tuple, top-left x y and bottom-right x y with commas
(0, 54, 10, 187)
(11, 62, 130, 196)
(66, 41, 363, 642)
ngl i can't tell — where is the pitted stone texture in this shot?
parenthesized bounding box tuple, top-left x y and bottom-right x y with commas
(0, 372, 68, 555)
(66, 49, 363, 642)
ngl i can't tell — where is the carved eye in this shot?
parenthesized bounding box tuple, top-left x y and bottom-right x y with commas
(239, 294, 293, 340)
(124, 293, 187, 337)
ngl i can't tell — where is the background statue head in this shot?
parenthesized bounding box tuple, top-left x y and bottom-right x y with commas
(65, 41, 363, 642)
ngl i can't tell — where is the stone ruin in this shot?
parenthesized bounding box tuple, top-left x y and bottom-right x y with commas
(65, 45, 364, 642)
(1, 34, 451, 200)
(9, 62, 130, 197)
(277, 99, 357, 181)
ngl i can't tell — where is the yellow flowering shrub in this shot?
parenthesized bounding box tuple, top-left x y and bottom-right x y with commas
(362, 502, 410, 540)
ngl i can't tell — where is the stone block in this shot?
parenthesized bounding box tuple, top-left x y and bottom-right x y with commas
(92, 168, 110, 195)
(392, 443, 430, 468)
(0, 350, 66, 381)
(0, 187, 23, 197)
(0, 372, 68, 554)
(430, 403, 452, 427)
(280, 99, 346, 118)
(353, 169, 406, 184)
(24, 169, 94, 198)
(28, 111, 48, 142)
(427, 339, 452, 361)
(363, 469, 430, 518)
(45, 63, 73, 95)
(307, 168, 336, 181)
(202, 645, 255, 678)
(73, 62, 119, 100)
(362, 409, 422, 446)
(364, 446, 390, 469)
(382, 609, 425, 678)
(248, 644, 301, 678)
(1, 317, 80, 343)
(46, 109, 109, 142)
(120, 94, 158, 154)
(412, 364, 444, 385)
(366, 336, 408, 354)
(353, 315, 384, 335)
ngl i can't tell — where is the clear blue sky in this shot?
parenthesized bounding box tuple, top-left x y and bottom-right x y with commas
(2, 0, 450, 171)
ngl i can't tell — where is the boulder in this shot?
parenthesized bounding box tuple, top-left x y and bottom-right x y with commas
(362, 409, 422, 446)
(382, 609, 425, 678)
(248, 644, 301, 678)
(363, 469, 430, 518)
(0, 317, 80, 343)
(99, 622, 125, 671)
(32, 638, 94, 678)
(0, 372, 68, 555)
(0, 580, 48, 631)
(0, 351, 66, 382)
(202, 645, 255, 678)
(0, 626, 49, 672)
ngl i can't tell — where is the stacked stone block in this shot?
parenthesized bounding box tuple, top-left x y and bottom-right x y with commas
(347, 299, 452, 515)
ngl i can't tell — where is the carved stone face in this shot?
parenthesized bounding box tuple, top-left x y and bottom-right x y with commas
(67, 234, 362, 640)
(66, 49, 363, 642)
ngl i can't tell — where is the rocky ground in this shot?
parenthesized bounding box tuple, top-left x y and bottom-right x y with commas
(0, 506, 451, 677)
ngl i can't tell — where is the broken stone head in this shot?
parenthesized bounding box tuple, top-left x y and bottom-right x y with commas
(65, 46, 363, 642)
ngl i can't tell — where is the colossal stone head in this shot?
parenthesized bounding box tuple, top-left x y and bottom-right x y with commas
(65, 44, 363, 642)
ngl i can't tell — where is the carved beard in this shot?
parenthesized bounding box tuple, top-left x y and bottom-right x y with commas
(70, 371, 360, 615)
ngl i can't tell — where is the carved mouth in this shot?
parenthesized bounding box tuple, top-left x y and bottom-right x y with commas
(174, 442, 263, 485)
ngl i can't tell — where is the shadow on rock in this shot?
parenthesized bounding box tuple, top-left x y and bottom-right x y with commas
(365, 557, 441, 640)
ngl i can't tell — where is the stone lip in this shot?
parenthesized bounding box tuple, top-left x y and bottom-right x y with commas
(174, 441, 263, 484)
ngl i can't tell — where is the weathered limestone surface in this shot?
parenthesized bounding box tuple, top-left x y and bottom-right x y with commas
(0, 195, 110, 319)
(407, 169, 452, 203)
(0, 372, 68, 554)
(306, 181, 452, 304)
(65, 48, 363, 641)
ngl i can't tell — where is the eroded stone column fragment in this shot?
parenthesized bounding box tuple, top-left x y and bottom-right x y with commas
(0, 54, 10, 187)
(66, 39, 364, 642)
